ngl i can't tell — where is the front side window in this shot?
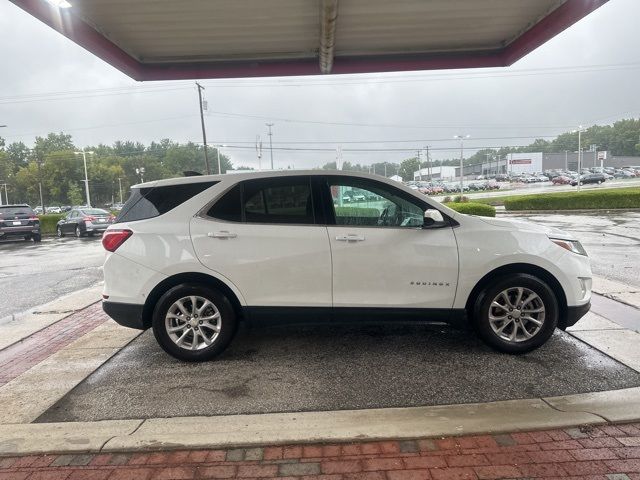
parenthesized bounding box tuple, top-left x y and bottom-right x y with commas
(329, 179, 424, 228)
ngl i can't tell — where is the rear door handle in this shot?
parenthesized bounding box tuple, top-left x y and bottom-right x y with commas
(335, 234, 365, 242)
(208, 231, 237, 239)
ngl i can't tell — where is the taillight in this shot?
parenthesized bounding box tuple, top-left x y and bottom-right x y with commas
(84, 215, 96, 222)
(102, 229, 132, 252)
(28, 216, 39, 221)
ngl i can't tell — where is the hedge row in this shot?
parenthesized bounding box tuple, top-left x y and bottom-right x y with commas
(503, 187, 640, 211)
(443, 202, 496, 217)
(37, 214, 64, 234)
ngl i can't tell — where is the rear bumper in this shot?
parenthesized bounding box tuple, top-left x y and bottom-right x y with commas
(564, 302, 591, 328)
(102, 301, 146, 330)
(0, 226, 40, 238)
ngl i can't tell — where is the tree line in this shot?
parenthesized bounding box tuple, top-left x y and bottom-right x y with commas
(1, 118, 639, 204)
(0, 133, 232, 207)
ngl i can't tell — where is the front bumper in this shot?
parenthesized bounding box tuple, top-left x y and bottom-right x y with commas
(102, 301, 146, 330)
(563, 302, 591, 329)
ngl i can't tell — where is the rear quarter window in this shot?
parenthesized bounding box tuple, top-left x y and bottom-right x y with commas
(116, 181, 217, 223)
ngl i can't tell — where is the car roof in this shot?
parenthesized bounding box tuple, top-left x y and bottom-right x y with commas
(133, 170, 401, 189)
(0, 204, 30, 208)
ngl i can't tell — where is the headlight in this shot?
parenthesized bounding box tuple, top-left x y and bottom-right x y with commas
(549, 237, 587, 256)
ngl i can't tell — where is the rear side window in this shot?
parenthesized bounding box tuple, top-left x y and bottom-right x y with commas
(207, 177, 315, 225)
(206, 184, 241, 222)
(116, 181, 216, 223)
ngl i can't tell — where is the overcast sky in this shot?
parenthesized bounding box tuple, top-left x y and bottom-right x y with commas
(1, 0, 639, 169)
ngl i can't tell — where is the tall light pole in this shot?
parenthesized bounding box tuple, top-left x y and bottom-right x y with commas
(573, 126, 585, 191)
(454, 135, 470, 194)
(196, 82, 211, 175)
(215, 144, 227, 174)
(266, 123, 274, 169)
(74, 148, 94, 207)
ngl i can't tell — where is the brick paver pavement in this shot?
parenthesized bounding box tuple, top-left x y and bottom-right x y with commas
(1, 423, 640, 479)
(0, 302, 106, 386)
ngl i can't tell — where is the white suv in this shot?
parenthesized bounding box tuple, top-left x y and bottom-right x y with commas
(102, 171, 591, 362)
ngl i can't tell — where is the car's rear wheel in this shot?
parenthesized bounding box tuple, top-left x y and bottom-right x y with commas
(33, 234, 41, 242)
(152, 284, 237, 362)
(75, 226, 83, 238)
(472, 273, 558, 354)
(57, 226, 64, 237)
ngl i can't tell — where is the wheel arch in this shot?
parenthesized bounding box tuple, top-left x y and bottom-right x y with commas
(465, 263, 569, 329)
(142, 272, 244, 329)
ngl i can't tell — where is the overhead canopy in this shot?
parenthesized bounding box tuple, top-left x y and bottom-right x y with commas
(12, 0, 608, 81)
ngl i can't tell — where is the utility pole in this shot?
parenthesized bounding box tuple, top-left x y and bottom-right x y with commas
(117, 177, 123, 204)
(454, 135, 470, 194)
(416, 150, 421, 180)
(196, 82, 211, 175)
(266, 123, 274, 169)
(0, 184, 7, 205)
(564, 150, 568, 171)
(485, 153, 491, 176)
(590, 144, 598, 168)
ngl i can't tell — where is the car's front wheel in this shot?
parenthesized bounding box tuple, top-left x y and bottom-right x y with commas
(473, 273, 558, 354)
(152, 284, 237, 362)
(57, 226, 64, 237)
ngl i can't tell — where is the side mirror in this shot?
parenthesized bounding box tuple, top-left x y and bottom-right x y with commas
(423, 209, 444, 227)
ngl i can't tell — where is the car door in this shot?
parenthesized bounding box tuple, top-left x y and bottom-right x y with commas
(190, 176, 332, 308)
(62, 210, 76, 233)
(323, 176, 458, 310)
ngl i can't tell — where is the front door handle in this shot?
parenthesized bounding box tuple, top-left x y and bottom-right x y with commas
(208, 231, 237, 239)
(335, 234, 365, 242)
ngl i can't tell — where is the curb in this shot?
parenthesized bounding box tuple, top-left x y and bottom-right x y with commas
(4, 388, 640, 456)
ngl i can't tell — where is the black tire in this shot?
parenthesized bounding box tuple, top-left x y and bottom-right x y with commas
(152, 284, 237, 362)
(57, 226, 65, 238)
(75, 226, 83, 238)
(23, 235, 31, 241)
(472, 273, 558, 354)
(33, 234, 42, 242)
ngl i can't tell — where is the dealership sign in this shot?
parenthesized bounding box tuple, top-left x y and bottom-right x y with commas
(509, 159, 532, 164)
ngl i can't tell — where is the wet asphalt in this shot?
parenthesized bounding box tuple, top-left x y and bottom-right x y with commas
(513, 211, 640, 288)
(37, 323, 640, 423)
(0, 237, 104, 320)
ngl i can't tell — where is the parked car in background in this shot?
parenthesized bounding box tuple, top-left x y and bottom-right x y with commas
(570, 173, 606, 186)
(552, 175, 572, 185)
(614, 169, 634, 178)
(33, 206, 43, 215)
(48, 206, 62, 214)
(56, 207, 115, 237)
(0, 204, 41, 242)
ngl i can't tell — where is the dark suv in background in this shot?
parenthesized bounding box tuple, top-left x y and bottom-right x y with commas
(0, 205, 41, 242)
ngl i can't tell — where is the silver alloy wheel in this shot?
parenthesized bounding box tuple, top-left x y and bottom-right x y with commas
(75, 226, 81, 237)
(488, 287, 546, 343)
(164, 295, 222, 351)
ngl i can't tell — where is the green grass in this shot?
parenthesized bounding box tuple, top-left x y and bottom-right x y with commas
(443, 202, 496, 217)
